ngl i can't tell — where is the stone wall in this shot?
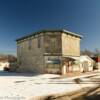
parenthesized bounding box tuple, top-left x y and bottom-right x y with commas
(62, 33, 80, 57)
(17, 34, 45, 73)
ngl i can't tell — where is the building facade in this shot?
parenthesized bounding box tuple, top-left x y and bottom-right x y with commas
(16, 29, 82, 74)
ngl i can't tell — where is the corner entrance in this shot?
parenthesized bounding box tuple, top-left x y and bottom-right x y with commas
(62, 57, 75, 75)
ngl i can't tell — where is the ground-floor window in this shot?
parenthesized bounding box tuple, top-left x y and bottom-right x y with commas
(46, 59, 61, 74)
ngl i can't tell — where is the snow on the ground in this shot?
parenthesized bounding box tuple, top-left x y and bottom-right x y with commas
(0, 70, 99, 100)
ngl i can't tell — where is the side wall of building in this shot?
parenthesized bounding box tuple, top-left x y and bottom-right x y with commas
(17, 34, 45, 73)
(62, 33, 80, 57)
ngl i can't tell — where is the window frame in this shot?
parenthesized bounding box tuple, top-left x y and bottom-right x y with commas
(38, 36, 41, 48)
(28, 39, 32, 50)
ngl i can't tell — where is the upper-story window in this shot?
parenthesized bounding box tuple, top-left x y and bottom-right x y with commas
(17, 44, 20, 50)
(28, 39, 32, 50)
(17, 44, 21, 56)
(45, 34, 58, 53)
(38, 36, 41, 48)
(51, 37, 56, 52)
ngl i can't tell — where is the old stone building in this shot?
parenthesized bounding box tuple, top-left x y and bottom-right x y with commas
(16, 29, 82, 74)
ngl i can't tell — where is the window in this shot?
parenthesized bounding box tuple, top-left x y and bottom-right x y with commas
(17, 45, 20, 55)
(38, 36, 41, 48)
(46, 59, 61, 69)
(51, 37, 56, 52)
(17, 44, 22, 60)
(28, 39, 32, 50)
(17, 45, 20, 50)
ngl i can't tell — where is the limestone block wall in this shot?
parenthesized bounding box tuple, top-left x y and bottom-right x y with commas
(17, 34, 45, 73)
(62, 33, 80, 57)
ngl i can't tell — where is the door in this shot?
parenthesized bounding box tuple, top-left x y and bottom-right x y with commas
(83, 61, 88, 72)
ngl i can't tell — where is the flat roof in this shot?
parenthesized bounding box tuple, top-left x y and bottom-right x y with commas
(16, 29, 83, 42)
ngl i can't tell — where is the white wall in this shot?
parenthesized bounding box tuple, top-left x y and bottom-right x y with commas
(0, 62, 9, 70)
(80, 56, 93, 71)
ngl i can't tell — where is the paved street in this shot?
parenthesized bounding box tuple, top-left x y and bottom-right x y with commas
(0, 70, 100, 100)
(51, 73, 100, 100)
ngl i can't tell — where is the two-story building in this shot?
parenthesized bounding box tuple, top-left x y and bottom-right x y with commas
(16, 29, 82, 74)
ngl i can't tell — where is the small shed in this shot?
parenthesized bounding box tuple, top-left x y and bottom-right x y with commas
(79, 55, 94, 72)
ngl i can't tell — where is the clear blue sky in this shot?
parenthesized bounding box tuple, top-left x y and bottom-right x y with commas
(0, 0, 100, 55)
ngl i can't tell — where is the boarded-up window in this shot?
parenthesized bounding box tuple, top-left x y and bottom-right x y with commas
(28, 39, 32, 50)
(44, 33, 61, 53)
(17, 45, 20, 50)
(46, 59, 61, 72)
(38, 36, 41, 48)
(51, 37, 56, 52)
(17, 44, 22, 53)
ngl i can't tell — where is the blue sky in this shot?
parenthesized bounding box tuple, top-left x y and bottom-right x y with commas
(0, 0, 100, 55)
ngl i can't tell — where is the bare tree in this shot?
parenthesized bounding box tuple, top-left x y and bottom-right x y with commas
(81, 49, 94, 57)
(94, 48, 100, 57)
